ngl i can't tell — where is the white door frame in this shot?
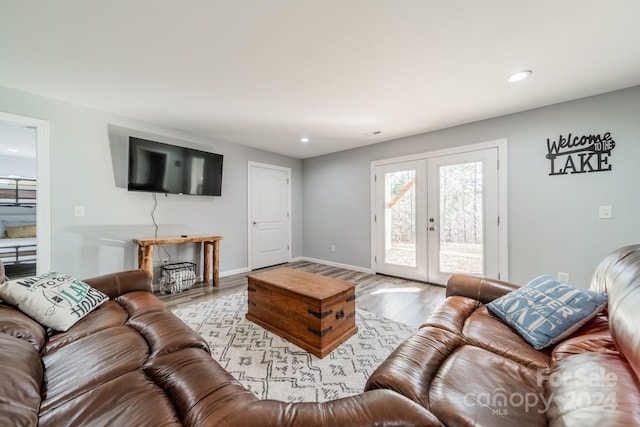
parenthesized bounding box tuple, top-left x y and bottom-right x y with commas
(0, 111, 51, 273)
(371, 139, 508, 282)
(247, 161, 292, 270)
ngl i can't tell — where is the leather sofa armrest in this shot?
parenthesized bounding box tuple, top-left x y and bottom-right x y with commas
(446, 274, 519, 303)
(219, 389, 444, 427)
(84, 269, 152, 299)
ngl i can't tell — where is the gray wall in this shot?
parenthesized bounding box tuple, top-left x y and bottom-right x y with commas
(2, 82, 638, 288)
(303, 86, 640, 288)
(0, 85, 302, 279)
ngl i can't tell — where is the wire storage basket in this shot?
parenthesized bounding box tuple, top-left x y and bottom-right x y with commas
(158, 262, 197, 294)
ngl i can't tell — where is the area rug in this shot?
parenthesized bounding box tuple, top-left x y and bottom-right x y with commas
(172, 291, 415, 402)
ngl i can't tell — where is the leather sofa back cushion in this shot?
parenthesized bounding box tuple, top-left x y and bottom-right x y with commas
(0, 304, 46, 351)
(551, 314, 618, 361)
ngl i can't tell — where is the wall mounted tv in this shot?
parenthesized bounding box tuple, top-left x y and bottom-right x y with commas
(127, 137, 223, 196)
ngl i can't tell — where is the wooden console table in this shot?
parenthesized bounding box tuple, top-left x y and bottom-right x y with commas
(133, 235, 223, 287)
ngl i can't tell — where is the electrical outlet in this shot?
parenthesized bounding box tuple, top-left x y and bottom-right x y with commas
(557, 272, 570, 284)
(330, 245, 336, 252)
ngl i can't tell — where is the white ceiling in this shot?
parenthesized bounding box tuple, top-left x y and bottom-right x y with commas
(1, 1, 639, 159)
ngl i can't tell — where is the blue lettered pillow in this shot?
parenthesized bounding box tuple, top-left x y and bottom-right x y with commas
(486, 275, 607, 350)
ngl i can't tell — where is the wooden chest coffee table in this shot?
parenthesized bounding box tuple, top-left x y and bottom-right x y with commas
(246, 268, 358, 358)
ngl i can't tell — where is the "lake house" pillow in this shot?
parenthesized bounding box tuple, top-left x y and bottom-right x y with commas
(0, 272, 109, 331)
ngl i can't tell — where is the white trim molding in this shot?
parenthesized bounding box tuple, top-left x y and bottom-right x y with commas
(300, 257, 373, 274)
(370, 138, 509, 282)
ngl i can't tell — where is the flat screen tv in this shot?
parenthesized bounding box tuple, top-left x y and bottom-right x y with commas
(128, 137, 223, 196)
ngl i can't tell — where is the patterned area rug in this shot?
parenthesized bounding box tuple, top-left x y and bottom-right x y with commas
(172, 291, 415, 402)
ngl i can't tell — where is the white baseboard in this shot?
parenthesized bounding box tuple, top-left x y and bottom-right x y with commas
(220, 267, 250, 278)
(220, 257, 371, 278)
(298, 257, 372, 274)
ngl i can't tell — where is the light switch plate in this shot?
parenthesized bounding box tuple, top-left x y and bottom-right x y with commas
(598, 205, 613, 219)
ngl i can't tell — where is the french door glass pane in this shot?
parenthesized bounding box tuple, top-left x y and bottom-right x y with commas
(384, 170, 416, 267)
(439, 161, 483, 275)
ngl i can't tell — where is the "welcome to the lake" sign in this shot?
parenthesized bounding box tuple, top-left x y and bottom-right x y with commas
(546, 132, 616, 176)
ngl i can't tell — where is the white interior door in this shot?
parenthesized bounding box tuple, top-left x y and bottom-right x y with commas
(248, 162, 291, 270)
(374, 147, 501, 284)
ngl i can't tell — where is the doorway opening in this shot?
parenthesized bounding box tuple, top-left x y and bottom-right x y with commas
(0, 112, 50, 278)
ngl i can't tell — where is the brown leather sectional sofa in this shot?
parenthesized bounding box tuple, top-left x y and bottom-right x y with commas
(366, 244, 640, 426)
(2, 244, 640, 426)
(0, 265, 438, 426)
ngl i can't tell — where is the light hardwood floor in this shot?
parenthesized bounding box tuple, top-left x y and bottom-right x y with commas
(158, 260, 447, 328)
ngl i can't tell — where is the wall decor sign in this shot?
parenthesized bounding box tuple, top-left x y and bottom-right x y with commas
(546, 132, 616, 175)
(546, 132, 616, 176)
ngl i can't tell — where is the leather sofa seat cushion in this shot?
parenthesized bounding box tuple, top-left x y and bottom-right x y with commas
(463, 305, 552, 369)
(545, 352, 640, 426)
(420, 296, 552, 369)
(38, 289, 213, 425)
(430, 345, 547, 427)
(40, 325, 150, 413)
(39, 370, 182, 427)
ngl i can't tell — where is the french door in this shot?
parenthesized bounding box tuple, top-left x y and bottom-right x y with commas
(374, 147, 500, 284)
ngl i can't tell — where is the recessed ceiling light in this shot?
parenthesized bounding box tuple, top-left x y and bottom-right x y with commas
(364, 130, 382, 137)
(300, 137, 309, 144)
(7, 148, 18, 153)
(508, 70, 532, 83)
